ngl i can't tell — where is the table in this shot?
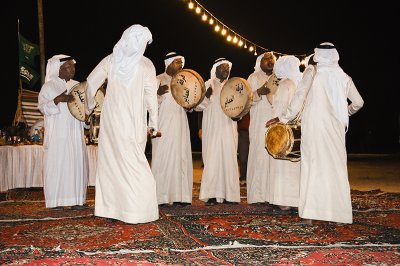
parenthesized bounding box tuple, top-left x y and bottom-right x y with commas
(0, 145, 97, 192)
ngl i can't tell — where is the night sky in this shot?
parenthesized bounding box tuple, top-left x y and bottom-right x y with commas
(2, 0, 399, 153)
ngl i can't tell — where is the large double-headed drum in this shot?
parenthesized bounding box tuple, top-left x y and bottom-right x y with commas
(220, 77, 253, 119)
(265, 122, 301, 162)
(170, 69, 206, 109)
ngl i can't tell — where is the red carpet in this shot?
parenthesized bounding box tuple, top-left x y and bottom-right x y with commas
(1, 187, 399, 265)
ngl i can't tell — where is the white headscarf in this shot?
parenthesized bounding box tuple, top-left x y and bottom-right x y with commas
(210, 58, 232, 80)
(314, 42, 349, 129)
(45, 54, 75, 83)
(273, 55, 302, 86)
(313, 42, 340, 66)
(110, 24, 153, 87)
(253, 52, 274, 72)
(164, 52, 185, 70)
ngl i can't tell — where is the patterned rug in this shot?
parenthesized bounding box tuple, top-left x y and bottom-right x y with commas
(1, 187, 399, 265)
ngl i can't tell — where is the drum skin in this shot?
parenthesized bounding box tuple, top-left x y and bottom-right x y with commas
(170, 69, 206, 109)
(265, 122, 301, 162)
(67, 81, 105, 121)
(220, 77, 253, 119)
(67, 81, 87, 121)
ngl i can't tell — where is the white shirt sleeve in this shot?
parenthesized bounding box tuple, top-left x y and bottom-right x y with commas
(85, 56, 110, 115)
(347, 78, 364, 116)
(280, 66, 315, 123)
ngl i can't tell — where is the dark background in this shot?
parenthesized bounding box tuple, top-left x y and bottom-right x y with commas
(2, 0, 399, 153)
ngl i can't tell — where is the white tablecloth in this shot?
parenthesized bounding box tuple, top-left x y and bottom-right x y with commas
(0, 145, 97, 192)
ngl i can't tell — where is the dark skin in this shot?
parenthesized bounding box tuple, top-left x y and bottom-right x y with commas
(53, 60, 75, 105)
(157, 58, 183, 96)
(257, 53, 276, 96)
(205, 63, 230, 98)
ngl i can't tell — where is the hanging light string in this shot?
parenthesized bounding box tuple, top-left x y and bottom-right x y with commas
(184, 0, 307, 61)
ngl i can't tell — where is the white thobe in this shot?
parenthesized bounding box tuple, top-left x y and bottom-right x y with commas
(246, 71, 274, 204)
(38, 78, 88, 208)
(151, 72, 193, 204)
(195, 79, 240, 203)
(280, 65, 364, 223)
(86, 55, 159, 224)
(267, 79, 300, 207)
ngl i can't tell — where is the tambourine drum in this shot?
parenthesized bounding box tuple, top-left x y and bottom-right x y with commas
(220, 77, 253, 119)
(266, 73, 280, 105)
(67, 82, 87, 121)
(265, 122, 301, 162)
(170, 69, 206, 109)
(67, 81, 106, 122)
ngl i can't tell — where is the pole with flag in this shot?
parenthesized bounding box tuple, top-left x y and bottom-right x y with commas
(13, 19, 42, 126)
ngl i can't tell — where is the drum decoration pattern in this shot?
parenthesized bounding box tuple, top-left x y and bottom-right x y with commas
(265, 122, 301, 162)
(170, 69, 206, 109)
(67, 81, 105, 122)
(220, 77, 253, 119)
(67, 81, 88, 121)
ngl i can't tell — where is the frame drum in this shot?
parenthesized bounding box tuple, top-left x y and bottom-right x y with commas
(67, 81, 105, 122)
(67, 81, 87, 121)
(170, 69, 206, 109)
(266, 73, 280, 105)
(265, 122, 301, 162)
(220, 77, 253, 119)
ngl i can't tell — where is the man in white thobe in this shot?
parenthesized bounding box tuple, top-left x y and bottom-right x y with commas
(267, 55, 302, 210)
(85, 24, 159, 224)
(151, 52, 193, 205)
(269, 42, 364, 224)
(38, 55, 88, 210)
(195, 58, 240, 204)
(246, 52, 276, 204)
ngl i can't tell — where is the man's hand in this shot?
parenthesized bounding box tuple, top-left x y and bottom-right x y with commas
(257, 83, 270, 96)
(54, 90, 73, 105)
(205, 87, 213, 98)
(157, 84, 169, 96)
(148, 127, 162, 138)
(266, 117, 280, 127)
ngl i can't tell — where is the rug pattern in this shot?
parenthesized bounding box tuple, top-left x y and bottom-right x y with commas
(1, 188, 399, 265)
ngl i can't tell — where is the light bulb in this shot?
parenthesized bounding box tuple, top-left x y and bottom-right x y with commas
(215, 25, 220, 32)
(202, 14, 207, 21)
(209, 18, 214, 25)
(238, 40, 243, 46)
(221, 28, 227, 36)
(188, 2, 194, 9)
(233, 36, 238, 43)
(195, 7, 201, 14)
(227, 35, 232, 42)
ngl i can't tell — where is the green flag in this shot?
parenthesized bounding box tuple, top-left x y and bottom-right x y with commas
(19, 34, 39, 66)
(19, 62, 40, 87)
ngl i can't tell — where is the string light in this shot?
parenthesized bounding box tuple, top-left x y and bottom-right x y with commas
(182, 0, 307, 61)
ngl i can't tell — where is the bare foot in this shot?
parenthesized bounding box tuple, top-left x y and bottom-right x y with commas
(278, 205, 292, 211)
